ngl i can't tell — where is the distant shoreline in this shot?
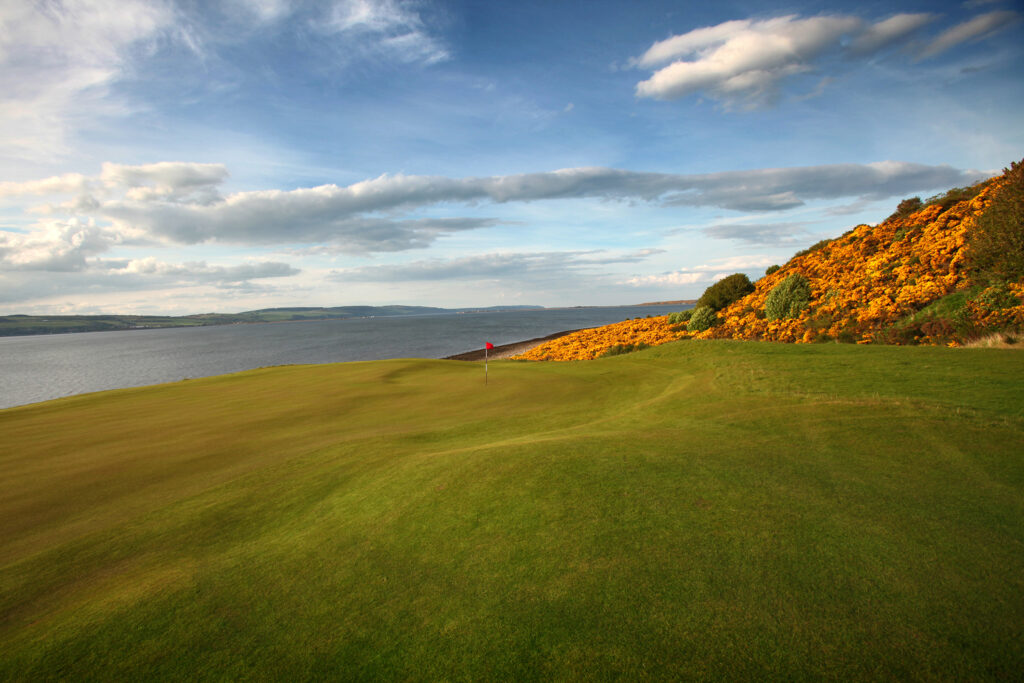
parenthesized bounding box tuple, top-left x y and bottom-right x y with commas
(0, 303, 690, 338)
(444, 330, 582, 361)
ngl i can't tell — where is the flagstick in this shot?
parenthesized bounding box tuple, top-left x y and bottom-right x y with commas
(485, 345, 489, 385)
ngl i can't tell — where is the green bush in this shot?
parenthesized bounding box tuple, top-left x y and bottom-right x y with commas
(687, 305, 717, 332)
(886, 196, 924, 222)
(969, 158, 1024, 283)
(667, 310, 693, 325)
(765, 265, 780, 276)
(765, 273, 811, 321)
(696, 273, 754, 311)
(792, 239, 832, 260)
(975, 283, 1019, 310)
(924, 180, 991, 212)
(599, 343, 650, 358)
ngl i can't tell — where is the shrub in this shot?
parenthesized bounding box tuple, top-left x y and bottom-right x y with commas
(667, 310, 693, 325)
(765, 264, 780, 276)
(792, 239, 832, 260)
(969, 158, 1024, 283)
(765, 273, 811, 321)
(598, 343, 650, 358)
(924, 180, 991, 212)
(687, 305, 717, 332)
(696, 273, 755, 311)
(886, 196, 923, 222)
(975, 283, 1019, 310)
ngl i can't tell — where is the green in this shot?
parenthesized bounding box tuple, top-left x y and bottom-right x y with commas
(2, 341, 1022, 680)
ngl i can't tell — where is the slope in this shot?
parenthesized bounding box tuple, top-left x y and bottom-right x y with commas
(2, 342, 1023, 679)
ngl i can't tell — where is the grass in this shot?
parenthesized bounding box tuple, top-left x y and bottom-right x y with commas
(2, 341, 1023, 680)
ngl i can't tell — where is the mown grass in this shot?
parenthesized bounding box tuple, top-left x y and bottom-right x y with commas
(2, 341, 1023, 680)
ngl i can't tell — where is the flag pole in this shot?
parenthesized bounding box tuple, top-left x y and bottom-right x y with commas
(484, 342, 493, 385)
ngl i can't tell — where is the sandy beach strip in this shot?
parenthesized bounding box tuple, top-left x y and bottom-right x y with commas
(444, 330, 582, 361)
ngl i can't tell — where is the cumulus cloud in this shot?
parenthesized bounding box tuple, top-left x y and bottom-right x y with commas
(632, 11, 1007, 107)
(0, 219, 124, 272)
(919, 11, 1020, 58)
(10, 160, 985, 252)
(0, 209, 298, 294)
(634, 15, 862, 106)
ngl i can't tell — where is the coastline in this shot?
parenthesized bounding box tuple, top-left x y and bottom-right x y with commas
(444, 329, 582, 361)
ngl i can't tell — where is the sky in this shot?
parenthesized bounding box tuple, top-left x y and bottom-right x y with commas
(0, 0, 1022, 315)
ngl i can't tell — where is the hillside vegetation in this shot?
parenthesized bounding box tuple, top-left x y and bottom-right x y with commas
(518, 160, 1024, 361)
(2, 342, 1023, 679)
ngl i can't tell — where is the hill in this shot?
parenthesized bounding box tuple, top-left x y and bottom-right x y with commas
(1, 341, 1022, 678)
(0, 305, 544, 337)
(518, 160, 1023, 360)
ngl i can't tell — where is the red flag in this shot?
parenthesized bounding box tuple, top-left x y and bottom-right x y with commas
(485, 342, 494, 350)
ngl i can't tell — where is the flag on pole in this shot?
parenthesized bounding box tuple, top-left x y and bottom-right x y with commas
(485, 342, 493, 384)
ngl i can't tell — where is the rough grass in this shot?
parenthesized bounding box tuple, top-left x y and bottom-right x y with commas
(2, 341, 1023, 680)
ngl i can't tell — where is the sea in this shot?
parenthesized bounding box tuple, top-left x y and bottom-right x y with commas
(0, 304, 688, 409)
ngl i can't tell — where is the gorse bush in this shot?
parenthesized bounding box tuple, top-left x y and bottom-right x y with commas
(687, 305, 717, 332)
(696, 273, 755, 311)
(765, 265, 780, 276)
(969, 158, 1024, 283)
(765, 273, 811, 321)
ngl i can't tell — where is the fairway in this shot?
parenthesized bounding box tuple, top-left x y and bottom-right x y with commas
(2, 341, 1023, 680)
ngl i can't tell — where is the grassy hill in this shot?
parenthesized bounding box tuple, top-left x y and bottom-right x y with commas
(2, 341, 1023, 679)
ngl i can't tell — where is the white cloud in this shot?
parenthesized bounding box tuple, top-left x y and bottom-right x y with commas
(0, 219, 123, 271)
(625, 271, 708, 287)
(118, 257, 299, 282)
(0, 174, 91, 197)
(634, 15, 862, 107)
(702, 221, 813, 246)
(633, 11, 1015, 107)
(7, 160, 985, 252)
(850, 13, 935, 54)
(0, 0, 176, 160)
(624, 255, 777, 288)
(233, 0, 292, 23)
(331, 249, 662, 282)
(322, 0, 448, 64)
(919, 11, 1020, 58)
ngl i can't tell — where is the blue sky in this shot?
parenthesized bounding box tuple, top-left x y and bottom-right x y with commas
(1, 0, 1021, 314)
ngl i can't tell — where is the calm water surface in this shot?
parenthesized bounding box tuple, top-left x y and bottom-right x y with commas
(0, 305, 686, 409)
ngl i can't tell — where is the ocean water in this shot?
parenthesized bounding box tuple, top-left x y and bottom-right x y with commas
(0, 305, 687, 409)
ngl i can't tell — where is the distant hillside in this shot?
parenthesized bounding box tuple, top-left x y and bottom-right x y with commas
(519, 160, 1024, 360)
(0, 305, 544, 337)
